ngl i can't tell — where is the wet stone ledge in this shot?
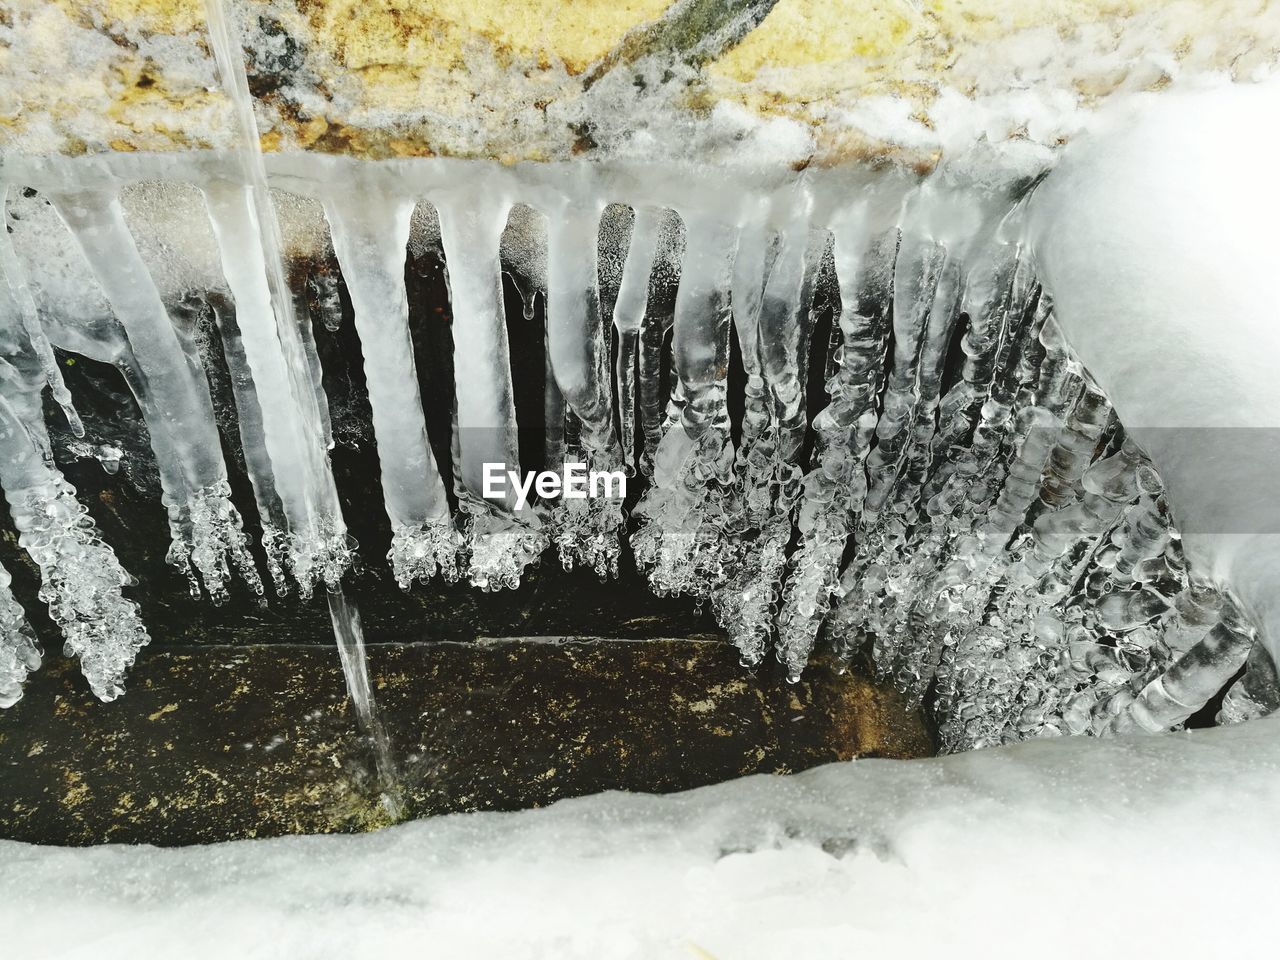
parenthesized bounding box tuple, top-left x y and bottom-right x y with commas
(0, 637, 932, 845)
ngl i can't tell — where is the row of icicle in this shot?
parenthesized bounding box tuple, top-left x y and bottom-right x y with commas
(1, 163, 1276, 750)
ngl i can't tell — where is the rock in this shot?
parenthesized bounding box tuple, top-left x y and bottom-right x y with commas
(0, 637, 932, 845)
(2, 1, 1274, 163)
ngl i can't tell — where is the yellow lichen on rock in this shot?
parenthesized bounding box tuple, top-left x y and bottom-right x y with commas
(712, 0, 918, 78)
(711, 0, 1276, 98)
(47, 0, 207, 35)
(296, 0, 673, 75)
(2, 0, 230, 154)
(2, 0, 1278, 161)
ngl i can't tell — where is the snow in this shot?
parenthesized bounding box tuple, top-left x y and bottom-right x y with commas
(1, 718, 1276, 959)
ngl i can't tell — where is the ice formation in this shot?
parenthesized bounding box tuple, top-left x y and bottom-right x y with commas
(0, 0, 1275, 757)
(1, 194, 150, 703)
(0, 560, 39, 708)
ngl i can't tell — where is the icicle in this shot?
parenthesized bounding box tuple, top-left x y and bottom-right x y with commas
(1218, 642, 1280, 724)
(861, 230, 944, 525)
(306, 270, 345, 333)
(0, 560, 40, 708)
(324, 188, 460, 589)
(778, 220, 894, 677)
(1108, 598, 1257, 735)
(716, 214, 823, 673)
(49, 188, 260, 603)
(729, 213, 776, 452)
(613, 205, 664, 469)
(637, 212, 684, 477)
(204, 0, 398, 808)
(206, 293, 291, 596)
(758, 219, 825, 462)
(436, 193, 545, 590)
(545, 198, 624, 578)
(0, 188, 81, 435)
(0, 394, 149, 702)
(202, 180, 349, 596)
(632, 210, 737, 599)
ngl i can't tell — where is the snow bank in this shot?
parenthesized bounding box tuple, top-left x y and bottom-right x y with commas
(1, 718, 1277, 959)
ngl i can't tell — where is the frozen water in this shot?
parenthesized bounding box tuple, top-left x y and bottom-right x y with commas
(0, 560, 40, 708)
(0, 54, 1276, 750)
(324, 184, 460, 589)
(435, 188, 547, 590)
(0, 196, 149, 703)
(48, 188, 260, 604)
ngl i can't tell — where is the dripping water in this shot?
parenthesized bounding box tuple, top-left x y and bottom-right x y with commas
(326, 588, 398, 807)
(202, 0, 400, 808)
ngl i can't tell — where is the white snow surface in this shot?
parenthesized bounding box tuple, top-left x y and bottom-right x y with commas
(1, 719, 1276, 959)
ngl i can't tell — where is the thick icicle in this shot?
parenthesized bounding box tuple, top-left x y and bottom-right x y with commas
(436, 193, 545, 590)
(0, 213, 149, 701)
(776, 221, 895, 677)
(1218, 642, 1280, 724)
(0, 393, 149, 702)
(716, 213, 824, 672)
(1109, 598, 1256, 735)
(545, 199, 624, 578)
(0, 561, 40, 708)
(0, 189, 81, 434)
(324, 188, 460, 589)
(49, 189, 260, 603)
(201, 181, 351, 596)
(637, 212, 684, 477)
(205, 293, 291, 595)
(204, 0, 398, 808)
(632, 210, 738, 599)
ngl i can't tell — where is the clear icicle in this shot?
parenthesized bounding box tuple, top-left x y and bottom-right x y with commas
(637, 211, 684, 477)
(729, 214, 776, 452)
(777, 226, 894, 677)
(0, 395, 149, 702)
(545, 199, 624, 578)
(719, 214, 823, 674)
(206, 293, 292, 596)
(204, 0, 397, 805)
(632, 210, 738, 599)
(1108, 598, 1256, 736)
(0, 189, 81, 434)
(202, 180, 349, 596)
(0, 560, 41, 708)
(49, 188, 260, 603)
(1218, 642, 1280, 724)
(613, 205, 664, 470)
(436, 193, 545, 590)
(324, 188, 460, 589)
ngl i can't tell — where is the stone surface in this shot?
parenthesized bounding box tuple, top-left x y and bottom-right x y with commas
(0, 638, 933, 845)
(2, 1, 1275, 163)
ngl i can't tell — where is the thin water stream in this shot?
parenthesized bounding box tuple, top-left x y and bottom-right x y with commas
(202, 0, 400, 805)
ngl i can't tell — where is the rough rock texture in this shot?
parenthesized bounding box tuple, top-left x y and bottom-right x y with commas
(0, 638, 932, 845)
(2, 1, 1276, 163)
